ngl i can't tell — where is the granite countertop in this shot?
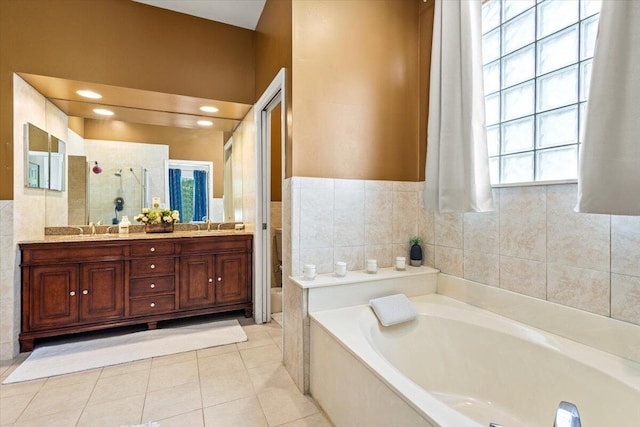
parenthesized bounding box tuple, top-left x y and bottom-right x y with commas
(19, 229, 254, 244)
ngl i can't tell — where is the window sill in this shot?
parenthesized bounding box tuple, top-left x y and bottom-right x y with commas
(491, 179, 578, 189)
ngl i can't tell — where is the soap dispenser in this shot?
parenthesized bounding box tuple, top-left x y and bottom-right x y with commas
(119, 216, 130, 235)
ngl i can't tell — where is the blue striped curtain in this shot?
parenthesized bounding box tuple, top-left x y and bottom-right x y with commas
(193, 170, 208, 222)
(168, 168, 183, 221)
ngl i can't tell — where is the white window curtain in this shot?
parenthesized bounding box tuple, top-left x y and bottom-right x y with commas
(577, 1, 640, 216)
(423, 0, 493, 213)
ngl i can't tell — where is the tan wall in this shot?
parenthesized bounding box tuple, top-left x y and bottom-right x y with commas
(271, 104, 283, 201)
(0, 0, 255, 199)
(84, 120, 225, 198)
(256, 0, 293, 180)
(291, 0, 421, 181)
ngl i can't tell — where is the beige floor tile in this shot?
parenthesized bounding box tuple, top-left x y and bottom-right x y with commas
(240, 343, 282, 369)
(198, 351, 245, 378)
(200, 369, 255, 407)
(203, 396, 268, 427)
(276, 413, 334, 427)
(151, 350, 197, 368)
(0, 392, 34, 424)
(147, 359, 199, 391)
(258, 384, 319, 427)
(157, 409, 204, 427)
(100, 358, 151, 378)
(142, 380, 202, 422)
(197, 343, 237, 359)
(17, 381, 94, 422)
(40, 368, 101, 390)
(77, 394, 145, 427)
(266, 326, 283, 340)
(247, 362, 295, 394)
(237, 324, 276, 350)
(88, 369, 149, 405)
(0, 378, 46, 398)
(11, 408, 82, 427)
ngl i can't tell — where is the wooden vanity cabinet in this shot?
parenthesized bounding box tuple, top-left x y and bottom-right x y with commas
(19, 234, 253, 352)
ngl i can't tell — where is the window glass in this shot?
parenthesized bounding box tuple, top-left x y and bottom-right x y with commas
(482, 0, 600, 185)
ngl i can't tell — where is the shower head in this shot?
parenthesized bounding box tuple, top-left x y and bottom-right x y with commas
(114, 169, 122, 177)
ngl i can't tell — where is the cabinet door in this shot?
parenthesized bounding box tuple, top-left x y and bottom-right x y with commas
(79, 262, 124, 322)
(215, 252, 250, 305)
(30, 264, 78, 329)
(179, 255, 216, 309)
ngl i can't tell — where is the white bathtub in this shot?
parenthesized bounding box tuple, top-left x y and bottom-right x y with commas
(310, 294, 640, 427)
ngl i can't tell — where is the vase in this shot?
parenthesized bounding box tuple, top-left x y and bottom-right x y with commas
(145, 223, 174, 233)
(410, 244, 423, 266)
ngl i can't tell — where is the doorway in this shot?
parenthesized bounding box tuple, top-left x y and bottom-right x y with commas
(254, 68, 286, 325)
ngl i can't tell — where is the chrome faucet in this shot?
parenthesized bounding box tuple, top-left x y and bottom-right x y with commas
(205, 219, 211, 231)
(89, 222, 96, 236)
(554, 401, 581, 427)
(217, 222, 223, 230)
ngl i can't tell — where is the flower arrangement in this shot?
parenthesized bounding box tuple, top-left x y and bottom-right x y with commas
(134, 208, 180, 225)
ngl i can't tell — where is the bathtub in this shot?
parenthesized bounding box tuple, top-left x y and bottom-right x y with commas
(310, 293, 640, 427)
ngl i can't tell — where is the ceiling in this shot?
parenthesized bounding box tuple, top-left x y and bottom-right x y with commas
(19, 73, 251, 132)
(131, 0, 267, 30)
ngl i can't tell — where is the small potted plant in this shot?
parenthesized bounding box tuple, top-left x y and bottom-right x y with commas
(409, 236, 423, 266)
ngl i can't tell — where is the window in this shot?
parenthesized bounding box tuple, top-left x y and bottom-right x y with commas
(482, 0, 601, 185)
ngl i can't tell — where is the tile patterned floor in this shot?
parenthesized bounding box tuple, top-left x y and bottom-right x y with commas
(0, 318, 332, 427)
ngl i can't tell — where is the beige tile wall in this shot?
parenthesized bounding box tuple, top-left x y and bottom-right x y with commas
(428, 183, 640, 326)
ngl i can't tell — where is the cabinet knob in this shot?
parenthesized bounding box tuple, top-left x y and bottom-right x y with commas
(150, 247, 155, 252)
(150, 264, 155, 269)
(69, 291, 76, 296)
(208, 278, 213, 283)
(82, 290, 88, 295)
(217, 277, 222, 282)
(150, 302, 156, 308)
(150, 283, 155, 288)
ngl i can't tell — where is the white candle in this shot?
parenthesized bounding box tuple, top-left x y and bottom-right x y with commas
(367, 259, 377, 274)
(395, 256, 406, 270)
(335, 261, 347, 277)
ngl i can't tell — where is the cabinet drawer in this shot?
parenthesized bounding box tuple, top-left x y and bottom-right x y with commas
(130, 257, 174, 276)
(130, 276, 175, 297)
(180, 237, 251, 254)
(129, 295, 175, 316)
(130, 241, 174, 257)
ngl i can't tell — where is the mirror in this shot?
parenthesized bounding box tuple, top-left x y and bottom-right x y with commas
(19, 73, 251, 225)
(24, 122, 65, 191)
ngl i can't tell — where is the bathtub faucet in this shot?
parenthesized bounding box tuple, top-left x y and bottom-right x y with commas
(554, 401, 581, 427)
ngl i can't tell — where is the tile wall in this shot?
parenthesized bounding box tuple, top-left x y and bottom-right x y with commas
(288, 178, 639, 326)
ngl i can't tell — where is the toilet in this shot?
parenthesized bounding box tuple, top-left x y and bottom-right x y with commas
(271, 228, 283, 314)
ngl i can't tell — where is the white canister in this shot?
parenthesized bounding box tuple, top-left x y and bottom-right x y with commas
(118, 216, 130, 235)
(395, 256, 406, 270)
(303, 264, 317, 280)
(366, 259, 377, 274)
(335, 261, 347, 277)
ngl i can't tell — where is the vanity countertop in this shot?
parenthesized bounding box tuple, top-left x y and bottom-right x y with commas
(19, 229, 254, 245)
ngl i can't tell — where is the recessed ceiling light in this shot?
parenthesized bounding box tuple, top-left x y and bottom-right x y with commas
(76, 90, 102, 99)
(197, 120, 213, 127)
(93, 108, 114, 116)
(200, 106, 219, 113)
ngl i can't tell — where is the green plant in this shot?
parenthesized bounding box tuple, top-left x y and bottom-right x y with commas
(409, 236, 422, 246)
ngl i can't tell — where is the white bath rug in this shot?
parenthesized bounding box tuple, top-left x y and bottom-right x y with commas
(3, 318, 247, 384)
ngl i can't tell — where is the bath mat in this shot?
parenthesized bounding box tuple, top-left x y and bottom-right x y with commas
(3, 319, 247, 384)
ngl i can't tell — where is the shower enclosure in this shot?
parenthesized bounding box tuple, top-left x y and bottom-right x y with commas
(87, 162, 149, 225)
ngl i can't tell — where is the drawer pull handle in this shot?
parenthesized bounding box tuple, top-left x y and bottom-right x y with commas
(150, 247, 155, 252)
(69, 291, 76, 296)
(150, 264, 155, 269)
(208, 278, 213, 283)
(150, 283, 155, 288)
(150, 302, 156, 308)
(82, 290, 88, 295)
(217, 277, 222, 282)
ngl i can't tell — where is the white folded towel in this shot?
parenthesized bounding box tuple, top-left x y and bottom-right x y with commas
(369, 294, 417, 326)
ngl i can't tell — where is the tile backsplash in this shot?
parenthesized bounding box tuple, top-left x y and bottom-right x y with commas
(290, 177, 640, 326)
